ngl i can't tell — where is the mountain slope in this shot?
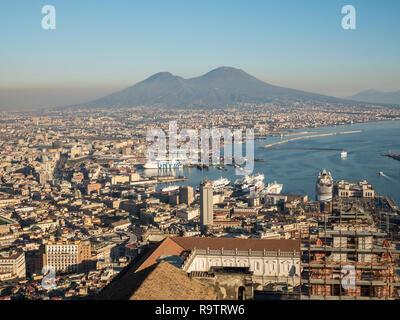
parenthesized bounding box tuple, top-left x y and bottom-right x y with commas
(75, 66, 351, 109)
(347, 89, 400, 105)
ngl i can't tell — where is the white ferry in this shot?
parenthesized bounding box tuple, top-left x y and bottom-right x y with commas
(263, 182, 283, 194)
(240, 174, 265, 193)
(143, 160, 183, 169)
(211, 177, 230, 190)
(161, 185, 179, 192)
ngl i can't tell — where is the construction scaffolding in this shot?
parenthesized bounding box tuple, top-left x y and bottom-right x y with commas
(301, 197, 400, 300)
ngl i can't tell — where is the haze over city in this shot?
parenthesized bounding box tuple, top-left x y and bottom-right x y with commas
(1, 0, 400, 109)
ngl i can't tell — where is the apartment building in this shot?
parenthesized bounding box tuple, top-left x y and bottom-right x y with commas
(42, 241, 91, 274)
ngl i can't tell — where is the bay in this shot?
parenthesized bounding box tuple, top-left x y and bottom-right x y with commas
(141, 120, 400, 204)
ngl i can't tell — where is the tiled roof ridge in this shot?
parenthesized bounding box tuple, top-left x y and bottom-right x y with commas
(170, 236, 301, 252)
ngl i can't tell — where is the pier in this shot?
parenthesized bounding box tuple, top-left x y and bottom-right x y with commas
(268, 147, 342, 151)
(262, 130, 362, 149)
(383, 152, 400, 162)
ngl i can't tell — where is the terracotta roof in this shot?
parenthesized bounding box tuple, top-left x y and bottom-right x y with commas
(171, 237, 300, 253)
(136, 237, 185, 272)
(130, 261, 216, 300)
(98, 259, 216, 300)
(97, 236, 300, 300)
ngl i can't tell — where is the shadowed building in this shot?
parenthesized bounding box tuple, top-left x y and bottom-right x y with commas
(179, 185, 194, 205)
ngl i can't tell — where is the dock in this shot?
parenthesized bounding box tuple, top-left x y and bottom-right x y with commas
(262, 130, 362, 149)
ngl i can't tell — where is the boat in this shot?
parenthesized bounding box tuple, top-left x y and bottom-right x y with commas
(253, 174, 265, 181)
(379, 171, 384, 176)
(234, 175, 251, 186)
(161, 185, 179, 192)
(243, 180, 264, 193)
(211, 177, 230, 190)
(341, 150, 347, 159)
(263, 182, 283, 194)
(316, 169, 333, 202)
(143, 160, 183, 169)
(240, 174, 265, 193)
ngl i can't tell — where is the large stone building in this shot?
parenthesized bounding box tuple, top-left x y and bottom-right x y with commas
(41, 240, 91, 274)
(335, 180, 375, 198)
(178, 237, 301, 287)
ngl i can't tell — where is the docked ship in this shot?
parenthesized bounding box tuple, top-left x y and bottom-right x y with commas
(316, 169, 333, 202)
(234, 175, 252, 187)
(263, 182, 283, 194)
(161, 185, 179, 192)
(211, 177, 230, 190)
(143, 159, 183, 169)
(240, 174, 265, 193)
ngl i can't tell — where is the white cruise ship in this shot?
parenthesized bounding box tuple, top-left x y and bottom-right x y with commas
(143, 160, 183, 169)
(161, 185, 179, 192)
(240, 174, 265, 193)
(263, 182, 283, 194)
(316, 169, 333, 202)
(234, 175, 251, 186)
(211, 177, 230, 190)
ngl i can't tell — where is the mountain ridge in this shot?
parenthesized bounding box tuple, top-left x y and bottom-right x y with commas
(68, 67, 361, 109)
(347, 89, 400, 105)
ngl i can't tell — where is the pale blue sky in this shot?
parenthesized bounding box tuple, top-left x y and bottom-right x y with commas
(0, 0, 399, 108)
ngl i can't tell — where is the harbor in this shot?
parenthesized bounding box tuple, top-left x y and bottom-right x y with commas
(141, 120, 400, 204)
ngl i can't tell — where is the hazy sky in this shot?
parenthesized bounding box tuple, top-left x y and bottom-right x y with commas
(1, 0, 400, 109)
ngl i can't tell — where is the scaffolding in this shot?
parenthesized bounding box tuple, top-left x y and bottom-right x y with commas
(301, 197, 400, 300)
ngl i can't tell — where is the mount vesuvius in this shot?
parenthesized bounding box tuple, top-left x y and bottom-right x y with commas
(70, 67, 354, 109)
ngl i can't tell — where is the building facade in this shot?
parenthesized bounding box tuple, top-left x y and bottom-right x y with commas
(183, 248, 300, 287)
(335, 180, 375, 198)
(0, 250, 26, 281)
(42, 241, 91, 274)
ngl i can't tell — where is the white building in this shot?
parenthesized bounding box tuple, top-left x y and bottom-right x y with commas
(176, 207, 200, 222)
(183, 248, 300, 286)
(0, 250, 26, 280)
(43, 241, 91, 273)
(169, 237, 301, 287)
